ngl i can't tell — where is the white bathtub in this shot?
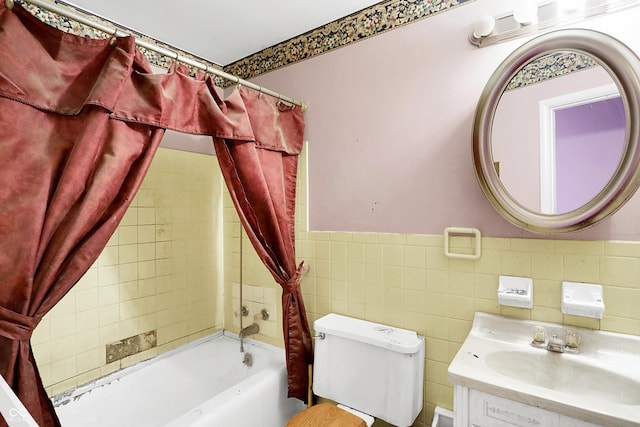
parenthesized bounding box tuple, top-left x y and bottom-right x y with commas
(53, 332, 306, 427)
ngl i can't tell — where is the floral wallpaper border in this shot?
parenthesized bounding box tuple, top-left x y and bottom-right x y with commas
(18, 0, 595, 91)
(18, 0, 224, 79)
(507, 51, 599, 91)
(223, 0, 474, 85)
(19, 0, 475, 86)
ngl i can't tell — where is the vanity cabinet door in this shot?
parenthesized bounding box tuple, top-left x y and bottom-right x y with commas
(468, 389, 560, 427)
(463, 389, 603, 427)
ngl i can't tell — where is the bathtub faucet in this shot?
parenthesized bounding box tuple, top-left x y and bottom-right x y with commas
(239, 323, 260, 338)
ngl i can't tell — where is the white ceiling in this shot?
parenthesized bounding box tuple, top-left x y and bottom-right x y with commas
(67, 0, 383, 66)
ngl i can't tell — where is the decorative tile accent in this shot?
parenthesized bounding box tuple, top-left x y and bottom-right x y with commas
(224, 0, 474, 83)
(231, 282, 278, 338)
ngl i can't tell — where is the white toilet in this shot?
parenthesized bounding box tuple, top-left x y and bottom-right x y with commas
(287, 313, 425, 427)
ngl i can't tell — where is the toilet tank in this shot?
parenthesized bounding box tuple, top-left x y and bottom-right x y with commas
(313, 314, 425, 427)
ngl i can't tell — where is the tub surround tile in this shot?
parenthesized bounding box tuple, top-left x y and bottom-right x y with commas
(230, 283, 278, 339)
(116, 228, 137, 247)
(105, 232, 119, 247)
(76, 348, 103, 374)
(34, 149, 223, 397)
(49, 314, 77, 341)
(97, 246, 119, 267)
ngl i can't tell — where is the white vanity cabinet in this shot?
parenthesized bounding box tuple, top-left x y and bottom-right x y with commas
(454, 386, 601, 427)
(449, 313, 640, 427)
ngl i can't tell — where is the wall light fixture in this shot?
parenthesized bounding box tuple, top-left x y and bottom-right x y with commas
(469, 0, 639, 47)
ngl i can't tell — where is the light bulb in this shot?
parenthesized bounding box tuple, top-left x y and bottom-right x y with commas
(473, 15, 496, 38)
(513, 0, 538, 25)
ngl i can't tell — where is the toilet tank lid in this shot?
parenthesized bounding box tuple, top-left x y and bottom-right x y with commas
(314, 313, 423, 354)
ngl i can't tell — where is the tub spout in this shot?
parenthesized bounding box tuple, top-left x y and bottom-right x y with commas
(239, 323, 260, 338)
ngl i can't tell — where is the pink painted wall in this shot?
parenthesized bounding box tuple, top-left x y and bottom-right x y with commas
(247, 0, 640, 240)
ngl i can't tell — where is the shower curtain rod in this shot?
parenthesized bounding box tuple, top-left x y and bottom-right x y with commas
(5, 0, 307, 112)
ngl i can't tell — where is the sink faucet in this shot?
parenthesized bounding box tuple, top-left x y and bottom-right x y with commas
(239, 323, 260, 338)
(531, 327, 581, 354)
(547, 334, 565, 353)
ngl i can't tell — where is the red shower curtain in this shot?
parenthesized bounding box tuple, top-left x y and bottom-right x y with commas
(0, 6, 162, 426)
(0, 3, 255, 426)
(214, 88, 313, 402)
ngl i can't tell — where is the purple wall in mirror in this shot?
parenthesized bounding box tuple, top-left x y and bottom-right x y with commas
(555, 96, 626, 213)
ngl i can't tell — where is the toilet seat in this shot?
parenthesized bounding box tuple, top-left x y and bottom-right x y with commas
(336, 404, 374, 426)
(286, 403, 368, 427)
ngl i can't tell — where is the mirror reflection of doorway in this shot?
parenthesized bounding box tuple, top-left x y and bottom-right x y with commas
(539, 85, 626, 214)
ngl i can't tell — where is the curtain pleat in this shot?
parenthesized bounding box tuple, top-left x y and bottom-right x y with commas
(213, 88, 312, 401)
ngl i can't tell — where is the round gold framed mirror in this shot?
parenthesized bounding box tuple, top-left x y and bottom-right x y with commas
(473, 29, 640, 234)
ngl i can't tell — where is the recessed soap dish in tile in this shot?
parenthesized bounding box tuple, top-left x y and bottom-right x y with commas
(497, 275, 533, 308)
(562, 281, 604, 319)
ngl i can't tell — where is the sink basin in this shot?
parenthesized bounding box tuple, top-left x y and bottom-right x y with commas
(448, 312, 640, 427)
(485, 350, 640, 405)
